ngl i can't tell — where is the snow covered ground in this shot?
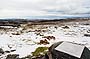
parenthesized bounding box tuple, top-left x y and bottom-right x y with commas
(0, 20, 90, 58)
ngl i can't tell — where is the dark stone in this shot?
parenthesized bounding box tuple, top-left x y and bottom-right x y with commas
(5, 51, 10, 53)
(6, 54, 19, 59)
(0, 48, 4, 54)
(84, 34, 90, 37)
(38, 39, 49, 45)
(11, 50, 16, 52)
(62, 26, 69, 29)
(44, 53, 49, 59)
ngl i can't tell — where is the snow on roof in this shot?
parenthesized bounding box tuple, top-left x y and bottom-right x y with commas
(55, 42, 85, 58)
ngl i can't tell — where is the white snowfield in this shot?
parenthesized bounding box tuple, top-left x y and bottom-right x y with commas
(0, 21, 90, 58)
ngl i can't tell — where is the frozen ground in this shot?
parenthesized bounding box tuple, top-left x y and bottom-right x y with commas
(0, 20, 90, 58)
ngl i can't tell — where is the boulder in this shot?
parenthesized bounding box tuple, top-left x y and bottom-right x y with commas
(46, 41, 90, 59)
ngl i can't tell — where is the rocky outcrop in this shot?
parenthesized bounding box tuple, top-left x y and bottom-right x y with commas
(44, 41, 90, 59)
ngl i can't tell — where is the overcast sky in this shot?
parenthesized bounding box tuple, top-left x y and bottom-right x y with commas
(0, 0, 90, 19)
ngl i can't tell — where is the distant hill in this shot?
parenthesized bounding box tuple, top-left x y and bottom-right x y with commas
(0, 17, 89, 26)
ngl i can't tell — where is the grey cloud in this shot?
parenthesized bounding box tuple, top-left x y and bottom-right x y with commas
(0, 0, 90, 18)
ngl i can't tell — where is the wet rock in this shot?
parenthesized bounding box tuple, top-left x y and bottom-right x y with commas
(6, 54, 19, 59)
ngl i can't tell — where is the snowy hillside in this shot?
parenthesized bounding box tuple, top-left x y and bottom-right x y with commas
(0, 19, 90, 58)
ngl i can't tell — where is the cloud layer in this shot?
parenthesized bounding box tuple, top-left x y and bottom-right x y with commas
(0, 0, 90, 18)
